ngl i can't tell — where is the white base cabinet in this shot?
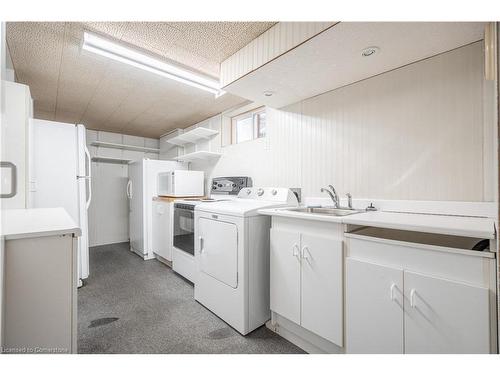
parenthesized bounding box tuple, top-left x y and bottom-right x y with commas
(2, 234, 78, 353)
(270, 219, 344, 347)
(345, 228, 496, 354)
(152, 199, 173, 262)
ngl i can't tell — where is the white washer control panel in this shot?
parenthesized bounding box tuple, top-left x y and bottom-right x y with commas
(237, 187, 298, 204)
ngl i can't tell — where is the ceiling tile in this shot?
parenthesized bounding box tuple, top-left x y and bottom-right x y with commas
(120, 22, 183, 52)
(6, 22, 65, 113)
(6, 21, 272, 137)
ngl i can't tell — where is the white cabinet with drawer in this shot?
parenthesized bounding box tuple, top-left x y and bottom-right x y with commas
(269, 218, 344, 348)
(345, 227, 496, 354)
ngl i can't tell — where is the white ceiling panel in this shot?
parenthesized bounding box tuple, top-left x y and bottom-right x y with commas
(6, 21, 275, 137)
(224, 22, 486, 109)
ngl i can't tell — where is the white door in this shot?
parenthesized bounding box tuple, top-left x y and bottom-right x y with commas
(346, 258, 404, 353)
(128, 161, 144, 253)
(301, 235, 343, 346)
(152, 201, 172, 261)
(198, 217, 238, 288)
(404, 271, 490, 354)
(270, 229, 301, 325)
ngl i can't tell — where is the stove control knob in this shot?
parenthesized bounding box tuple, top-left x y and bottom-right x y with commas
(257, 188, 264, 196)
(271, 189, 277, 196)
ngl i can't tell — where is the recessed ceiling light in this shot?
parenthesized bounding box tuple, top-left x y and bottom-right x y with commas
(361, 46, 380, 57)
(82, 32, 223, 96)
(263, 91, 274, 97)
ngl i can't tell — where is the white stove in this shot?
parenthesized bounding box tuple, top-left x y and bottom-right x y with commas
(194, 187, 299, 334)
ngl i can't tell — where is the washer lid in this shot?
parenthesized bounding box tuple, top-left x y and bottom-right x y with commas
(195, 199, 292, 217)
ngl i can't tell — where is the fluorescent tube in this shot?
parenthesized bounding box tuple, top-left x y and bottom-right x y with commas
(82, 32, 224, 96)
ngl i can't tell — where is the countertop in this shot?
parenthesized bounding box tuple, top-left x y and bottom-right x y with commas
(1, 208, 81, 240)
(153, 196, 206, 202)
(258, 207, 496, 239)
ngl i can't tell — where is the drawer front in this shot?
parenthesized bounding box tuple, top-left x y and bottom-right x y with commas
(347, 237, 493, 287)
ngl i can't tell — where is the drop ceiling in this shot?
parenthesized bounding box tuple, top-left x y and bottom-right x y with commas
(6, 22, 276, 138)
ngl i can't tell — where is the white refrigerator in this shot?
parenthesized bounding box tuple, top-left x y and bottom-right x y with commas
(127, 159, 185, 260)
(30, 119, 91, 284)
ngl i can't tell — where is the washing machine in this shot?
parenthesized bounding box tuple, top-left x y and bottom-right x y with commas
(194, 187, 298, 335)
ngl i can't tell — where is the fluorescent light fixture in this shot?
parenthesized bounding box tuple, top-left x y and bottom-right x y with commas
(82, 31, 224, 96)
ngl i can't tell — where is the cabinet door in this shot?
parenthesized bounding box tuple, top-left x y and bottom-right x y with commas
(301, 234, 344, 346)
(270, 228, 301, 325)
(346, 258, 404, 353)
(404, 271, 490, 354)
(152, 201, 171, 261)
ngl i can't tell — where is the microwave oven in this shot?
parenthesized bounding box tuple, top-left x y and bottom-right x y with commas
(158, 170, 204, 197)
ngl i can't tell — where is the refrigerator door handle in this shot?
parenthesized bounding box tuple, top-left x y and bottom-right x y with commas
(0, 161, 17, 198)
(84, 145, 92, 209)
(126, 180, 132, 199)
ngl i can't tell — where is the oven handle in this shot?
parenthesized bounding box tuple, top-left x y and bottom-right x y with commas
(199, 236, 204, 253)
(175, 207, 195, 214)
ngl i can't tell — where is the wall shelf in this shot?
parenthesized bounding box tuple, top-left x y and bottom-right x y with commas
(173, 151, 222, 162)
(91, 156, 132, 164)
(91, 141, 160, 153)
(167, 127, 219, 146)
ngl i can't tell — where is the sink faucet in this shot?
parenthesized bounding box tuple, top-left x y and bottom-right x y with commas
(320, 185, 340, 208)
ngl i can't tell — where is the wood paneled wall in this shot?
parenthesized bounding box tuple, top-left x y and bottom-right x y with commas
(193, 42, 493, 203)
(220, 22, 335, 87)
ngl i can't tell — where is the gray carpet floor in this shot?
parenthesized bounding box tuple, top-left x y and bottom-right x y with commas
(78, 242, 304, 354)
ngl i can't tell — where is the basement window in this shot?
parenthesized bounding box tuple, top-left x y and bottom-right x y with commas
(231, 108, 266, 144)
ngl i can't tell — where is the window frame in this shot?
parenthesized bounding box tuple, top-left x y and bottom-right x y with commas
(230, 107, 266, 145)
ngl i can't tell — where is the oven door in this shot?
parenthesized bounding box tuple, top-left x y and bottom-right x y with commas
(173, 206, 195, 255)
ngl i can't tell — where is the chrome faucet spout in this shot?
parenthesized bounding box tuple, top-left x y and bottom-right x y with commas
(327, 185, 339, 206)
(321, 186, 340, 208)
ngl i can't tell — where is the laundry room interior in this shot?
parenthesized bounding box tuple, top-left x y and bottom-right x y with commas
(1, 3, 500, 370)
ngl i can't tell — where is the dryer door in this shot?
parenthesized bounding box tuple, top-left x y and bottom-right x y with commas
(198, 217, 238, 288)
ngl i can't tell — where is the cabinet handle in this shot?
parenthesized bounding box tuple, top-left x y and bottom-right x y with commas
(301, 246, 310, 259)
(292, 244, 300, 258)
(410, 289, 416, 307)
(390, 283, 396, 301)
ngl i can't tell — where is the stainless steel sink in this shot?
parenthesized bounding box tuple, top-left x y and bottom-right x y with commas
(286, 207, 364, 216)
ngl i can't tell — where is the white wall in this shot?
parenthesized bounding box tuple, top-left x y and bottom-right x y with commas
(192, 42, 494, 203)
(86, 129, 159, 247)
(1, 22, 6, 81)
